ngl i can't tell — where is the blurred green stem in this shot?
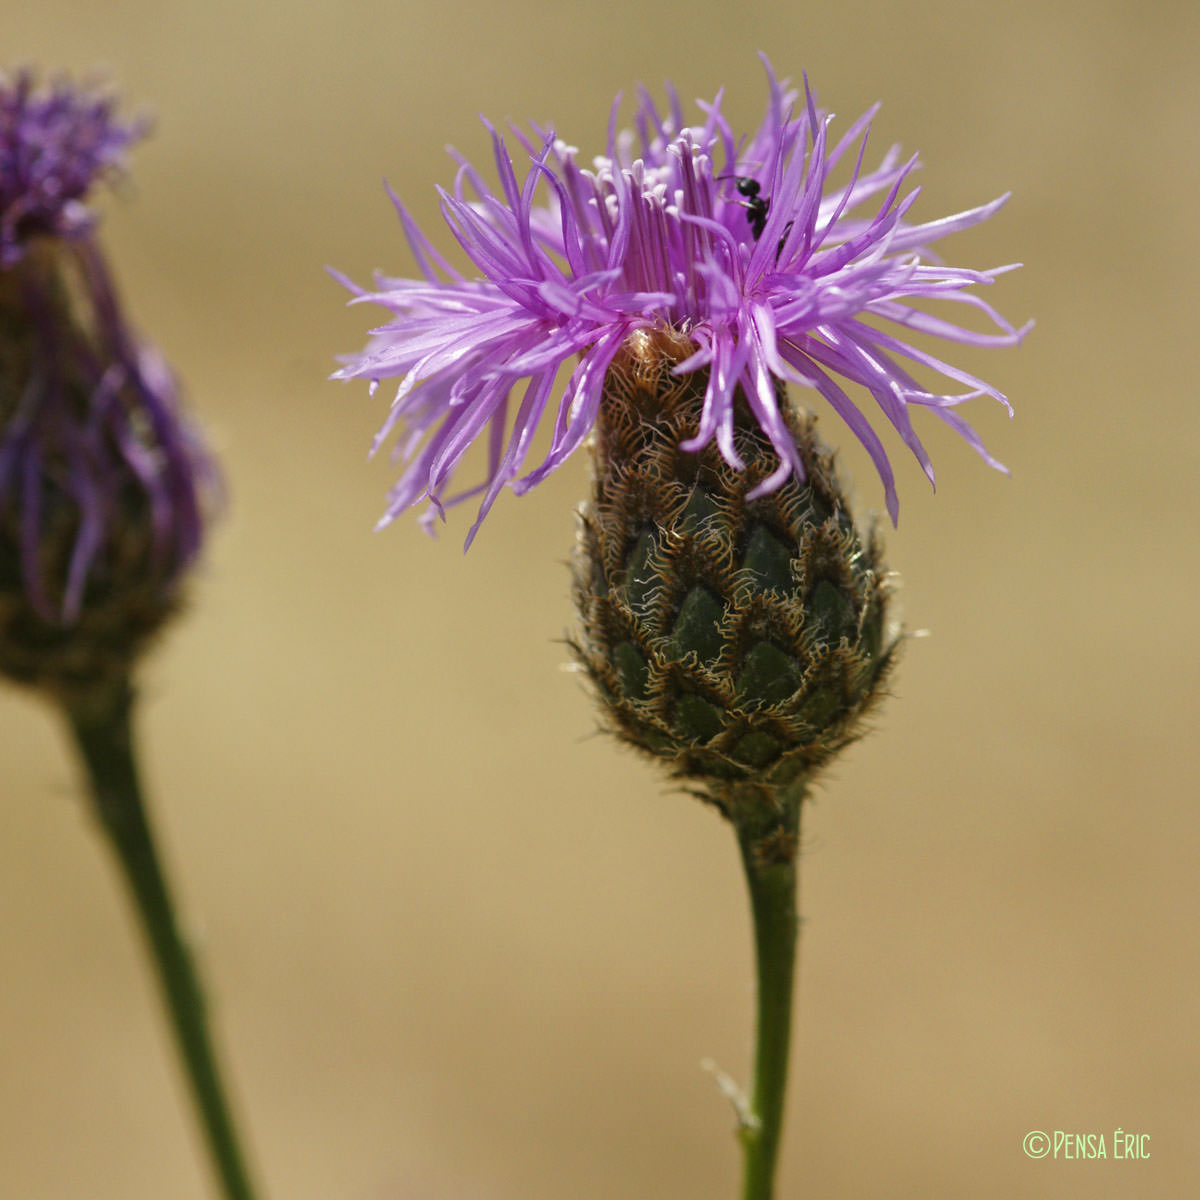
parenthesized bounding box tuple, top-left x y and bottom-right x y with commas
(64, 680, 261, 1200)
(735, 782, 803, 1200)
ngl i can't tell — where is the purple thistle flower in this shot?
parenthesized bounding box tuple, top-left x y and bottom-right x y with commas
(1, 68, 146, 267)
(0, 72, 210, 696)
(336, 58, 1029, 542)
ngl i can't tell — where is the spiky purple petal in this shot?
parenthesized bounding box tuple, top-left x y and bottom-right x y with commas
(336, 59, 1029, 537)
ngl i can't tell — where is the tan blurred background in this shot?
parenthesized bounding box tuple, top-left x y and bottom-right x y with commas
(3, 1, 1197, 1197)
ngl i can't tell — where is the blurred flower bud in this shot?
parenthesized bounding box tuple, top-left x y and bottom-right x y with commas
(0, 71, 211, 703)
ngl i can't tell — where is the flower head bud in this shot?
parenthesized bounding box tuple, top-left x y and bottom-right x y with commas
(0, 72, 210, 703)
(336, 59, 1027, 814)
(572, 327, 895, 813)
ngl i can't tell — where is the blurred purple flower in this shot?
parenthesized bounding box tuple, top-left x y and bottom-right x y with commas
(1, 68, 146, 267)
(335, 59, 1029, 542)
(0, 71, 209, 644)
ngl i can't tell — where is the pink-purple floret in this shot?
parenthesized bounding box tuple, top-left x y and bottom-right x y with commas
(0, 68, 146, 267)
(337, 59, 1030, 542)
(0, 72, 208, 623)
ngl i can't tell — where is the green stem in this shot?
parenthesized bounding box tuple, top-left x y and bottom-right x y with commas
(735, 784, 803, 1200)
(64, 681, 261, 1200)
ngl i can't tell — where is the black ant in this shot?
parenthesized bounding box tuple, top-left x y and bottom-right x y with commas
(729, 175, 770, 240)
(724, 175, 794, 259)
